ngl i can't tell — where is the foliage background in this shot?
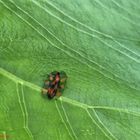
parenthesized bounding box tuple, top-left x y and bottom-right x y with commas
(0, 0, 140, 140)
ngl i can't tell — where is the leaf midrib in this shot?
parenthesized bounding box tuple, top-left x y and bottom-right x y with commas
(0, 67, 140, 117)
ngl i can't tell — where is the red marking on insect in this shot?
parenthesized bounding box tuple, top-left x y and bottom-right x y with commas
(42, 71, 67, 99)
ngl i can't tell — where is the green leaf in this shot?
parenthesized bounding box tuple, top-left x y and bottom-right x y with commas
(0, 0, 140, 140)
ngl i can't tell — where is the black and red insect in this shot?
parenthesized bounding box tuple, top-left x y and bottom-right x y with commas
(42, 71, 67, 99)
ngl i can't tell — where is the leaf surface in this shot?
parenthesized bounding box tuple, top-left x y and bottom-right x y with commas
(0, 0, 140, 140)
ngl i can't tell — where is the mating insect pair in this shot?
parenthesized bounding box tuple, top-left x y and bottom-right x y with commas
(42, 71, 67, 99)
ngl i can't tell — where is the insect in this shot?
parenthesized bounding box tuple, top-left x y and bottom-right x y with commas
(42, 71, 67, 99)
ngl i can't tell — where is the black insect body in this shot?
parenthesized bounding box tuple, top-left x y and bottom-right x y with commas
(42, 71, 67, 99)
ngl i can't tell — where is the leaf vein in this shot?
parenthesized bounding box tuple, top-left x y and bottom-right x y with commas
(55, 101, 75, 140)
(85, 109, 113, 140)
(60, 100, 78, 140)
(16, 83, 33, 139)
(21, 84, 34, 140)
(43, 0, 140, 61)
(94, 0, 140, 27)
(93, 109, 118, 140)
